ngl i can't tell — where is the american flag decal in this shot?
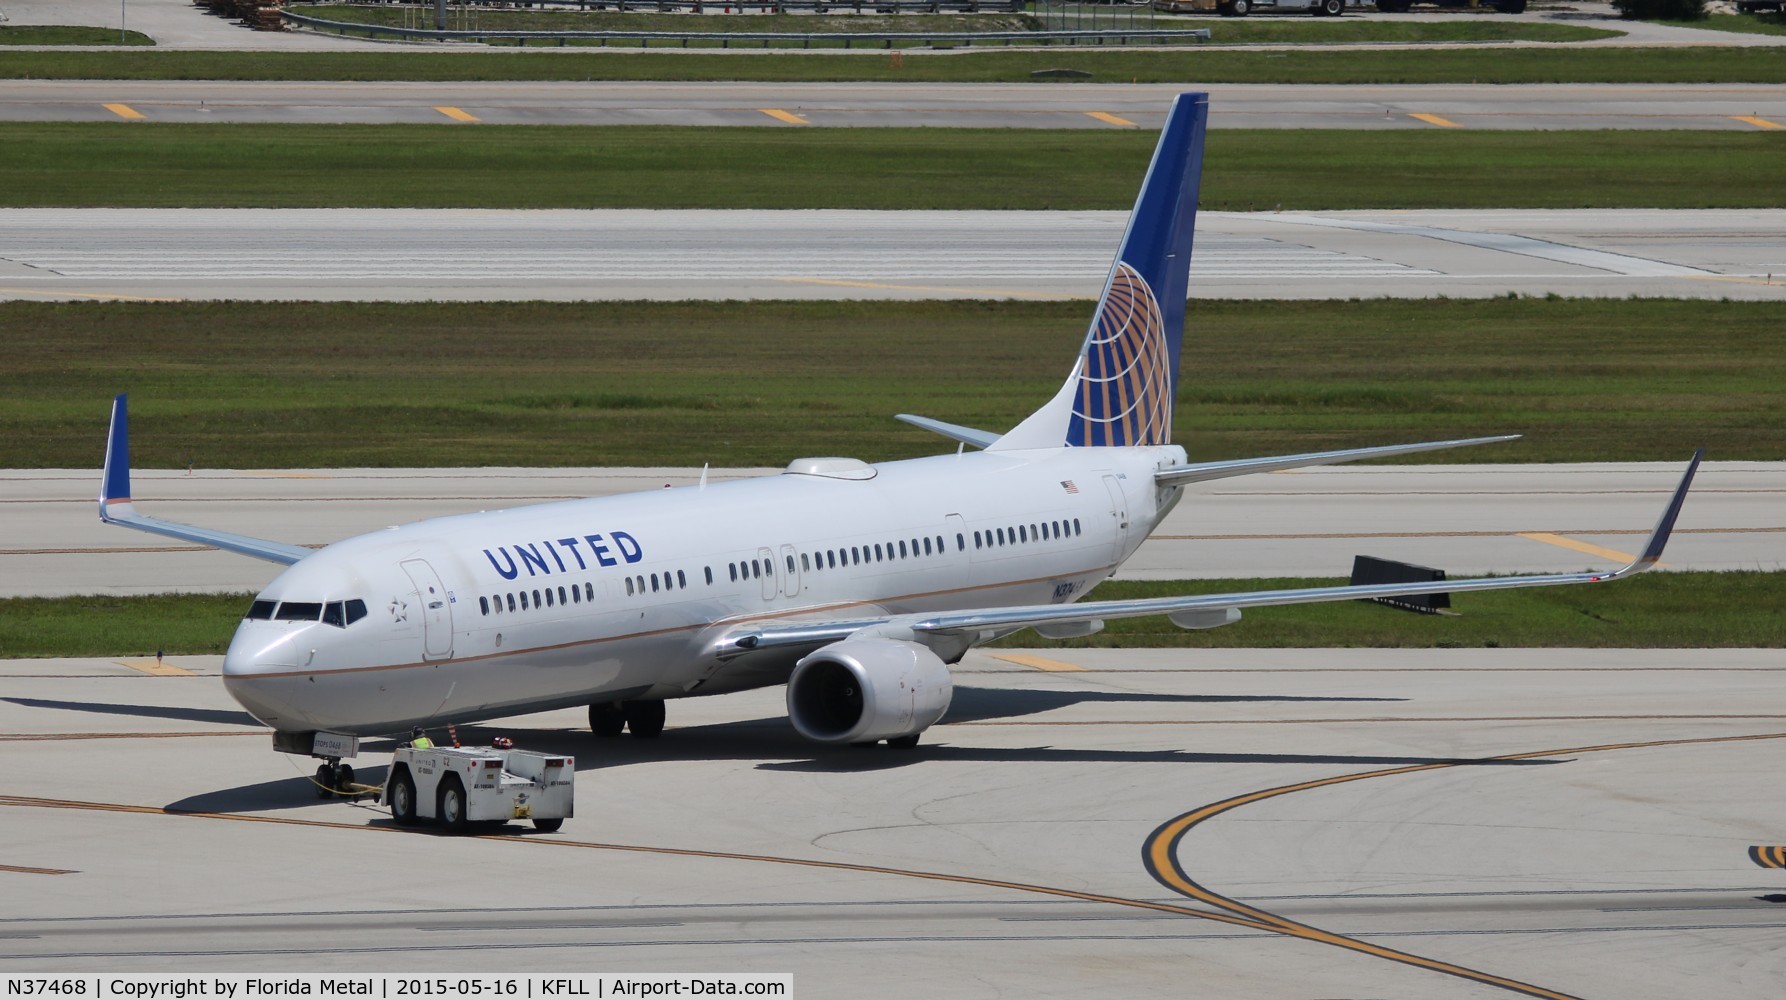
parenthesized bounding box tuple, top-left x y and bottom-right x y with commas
(1061, 480, 1079, 494)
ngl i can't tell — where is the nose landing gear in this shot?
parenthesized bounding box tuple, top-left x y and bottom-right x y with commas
(313, 759, 369, 799)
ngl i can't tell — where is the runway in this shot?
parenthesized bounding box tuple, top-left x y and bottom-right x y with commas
(4, 646, 1783, 997)
(5, 208, 1785, 302)
(6, 461, 1780, 598)
(10, 80, 1786, 130)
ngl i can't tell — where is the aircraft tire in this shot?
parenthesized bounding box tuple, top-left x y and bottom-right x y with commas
(623, 699, 666, 739)
(389, 768, 419, 826)
(314, 763, 334, 799)
(533, 818, 564, 833)
(438, 775, 469, 835)
(589, 701, 626, 738)
(886, 734, 921, 749)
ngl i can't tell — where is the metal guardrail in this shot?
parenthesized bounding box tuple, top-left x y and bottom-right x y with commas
(282, 12, 1211, 47)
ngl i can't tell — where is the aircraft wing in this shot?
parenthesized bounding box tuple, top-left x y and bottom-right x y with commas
(98, 395, 312, 566)
(1154, 435, 1520, 488)
(717, 450, 1700, 656)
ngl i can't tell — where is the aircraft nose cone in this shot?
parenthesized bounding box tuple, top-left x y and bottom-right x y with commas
(222, 620, 315, 730)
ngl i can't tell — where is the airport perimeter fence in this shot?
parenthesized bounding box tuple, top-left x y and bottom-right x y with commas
(283, 10, 1212, 46)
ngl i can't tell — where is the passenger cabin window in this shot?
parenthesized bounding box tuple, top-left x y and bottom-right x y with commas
(678, 570, 687, 588)
(506, 594, 516, 612)
(786, 554, 796, 573)
(705, 566, 714, 585)
(1074, 518, 1082, 535)
(585, 582, 594, 602)
(245, 600, 276, 620)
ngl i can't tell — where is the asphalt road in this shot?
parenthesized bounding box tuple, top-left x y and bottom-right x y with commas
(6, 461, 1779, 598)
(8, 80, 1786, 130)
(4, 646, 1784, 998)
(5, 208, 1784, 303)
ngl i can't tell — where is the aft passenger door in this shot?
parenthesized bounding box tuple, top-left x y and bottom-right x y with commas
(1100, 475, 1130, 564)
(401, 558, 454, 661)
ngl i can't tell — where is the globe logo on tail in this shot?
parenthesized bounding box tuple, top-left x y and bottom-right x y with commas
(1069, 262, 1173, 447)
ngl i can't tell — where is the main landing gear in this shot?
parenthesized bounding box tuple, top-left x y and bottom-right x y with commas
(589, 699, 665, 739)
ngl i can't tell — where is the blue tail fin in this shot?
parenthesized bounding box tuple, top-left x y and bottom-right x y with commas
(1071, 92, 1207, 447)
(993, 93, 1207, 452)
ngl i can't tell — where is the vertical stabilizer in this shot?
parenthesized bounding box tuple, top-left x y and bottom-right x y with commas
(992, 92, 1208, 452)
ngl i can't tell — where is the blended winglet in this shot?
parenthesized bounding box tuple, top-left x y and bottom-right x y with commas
(1621, 447, 1701, 577)
(101, 393, 132, 512)
(95, 395, 312, 566)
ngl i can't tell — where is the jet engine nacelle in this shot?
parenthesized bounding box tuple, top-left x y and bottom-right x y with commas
(786, 638, 953, 744)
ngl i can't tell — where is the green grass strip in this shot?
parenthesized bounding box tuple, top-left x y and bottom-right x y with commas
(287, 4, 1617, 44)
(2, 45, 1784, 83)
(0, 25, 155, 46)
(5, 572, 1780, 658)
(4, 298, 1781, 468)
(1660, 13, 1786, 37)
(2, 124, 1782, 210)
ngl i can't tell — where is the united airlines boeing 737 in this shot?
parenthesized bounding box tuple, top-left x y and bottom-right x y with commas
(98, 94, 1699, 777)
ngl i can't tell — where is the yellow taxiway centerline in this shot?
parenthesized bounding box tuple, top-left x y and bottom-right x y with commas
(434, 106, 480, 122)
(116, 658, 197, 677)
(102, 103, 146, 121)
(771, 277, 1085, 300)
(760, 109, 810, 125)
(1516, 531, 1649, 565)
(1408, 112, 1463, 129)
(987, 652, 1087, 673)
(1085, 111, 1137, 127)
(1731, 115, 1784, 130)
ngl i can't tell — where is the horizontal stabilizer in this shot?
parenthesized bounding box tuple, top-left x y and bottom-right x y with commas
(99, 395, 312, 566)
(1155, 435, 1520, 488)
(895, 414, 1000, 450)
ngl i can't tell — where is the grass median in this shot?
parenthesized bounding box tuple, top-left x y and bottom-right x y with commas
(4, 572, 1780, 659)
(3, 124, 1783, 210)
(286, 4, 1619, 46)
(4, 298, 1781, 469)
(3, 45, 1785, 84)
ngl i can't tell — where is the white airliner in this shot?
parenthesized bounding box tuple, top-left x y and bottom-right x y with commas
(99, 93, 1698, 776)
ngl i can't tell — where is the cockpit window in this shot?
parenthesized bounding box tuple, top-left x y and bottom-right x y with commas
(345, 599, 367, 625)
(245, 600, 276, 620)
(322, 602, 346, 627)
(274, 602, 322, 622)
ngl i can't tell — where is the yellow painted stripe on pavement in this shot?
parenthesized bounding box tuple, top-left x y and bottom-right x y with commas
(760, 108, 809, 125)
(103, 103, 146, 121)
(116, 658, 197, 677)
(1085, 111, 1137, 127)
(1732, 115, 1785, 130)
(771, 277, 1084, 301)
(0, 287, 181, 303)
(435, 106, 480, 123)
(1408, 112, 1462, 129)
(0, 864, 76, 876)
(988, 652, 1087, 673)
(1516, 532, 1653, 566)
